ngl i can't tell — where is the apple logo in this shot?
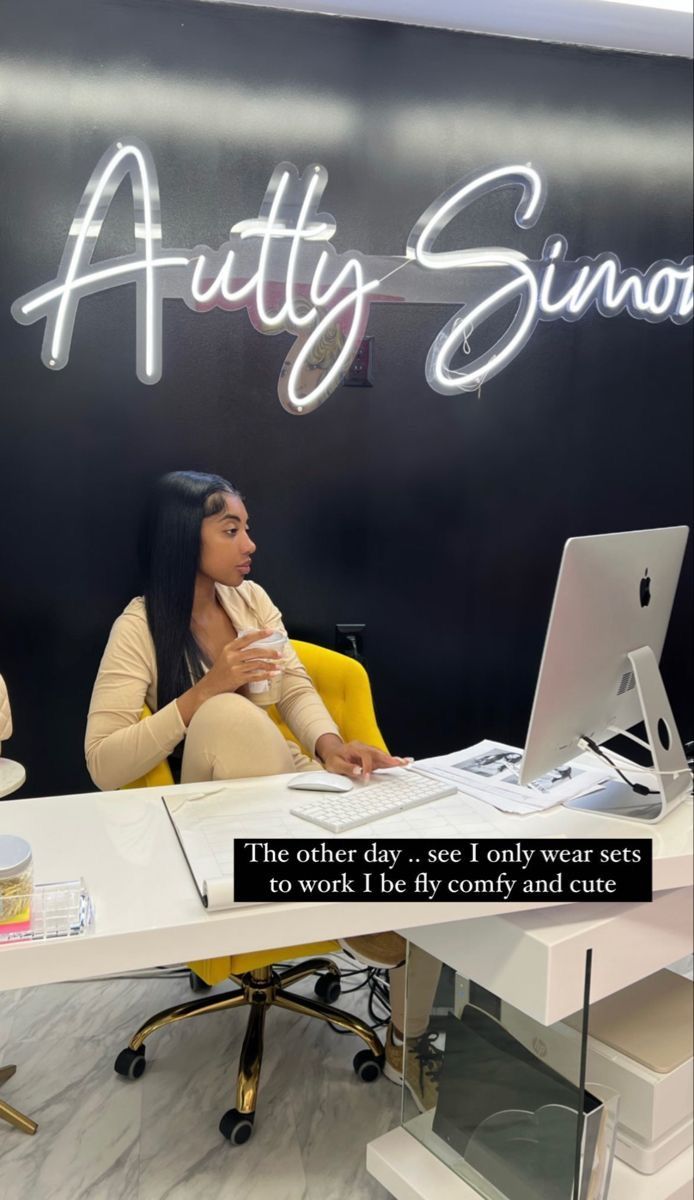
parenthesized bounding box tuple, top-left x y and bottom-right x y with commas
(640, 569, 651, 608)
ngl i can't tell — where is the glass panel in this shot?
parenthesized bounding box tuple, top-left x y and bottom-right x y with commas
(401, 945, 615, 1200)
(572, 960, 692, 1181)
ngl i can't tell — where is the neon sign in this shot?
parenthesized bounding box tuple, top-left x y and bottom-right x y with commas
(11, 140, 692, 414)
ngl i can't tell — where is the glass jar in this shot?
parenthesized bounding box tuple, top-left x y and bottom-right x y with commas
(0, 834, 33, 929)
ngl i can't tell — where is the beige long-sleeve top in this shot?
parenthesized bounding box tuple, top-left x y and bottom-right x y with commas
(85, 581, 340, 791)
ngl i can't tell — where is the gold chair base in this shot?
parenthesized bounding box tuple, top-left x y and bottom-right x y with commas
(0, 1066, 38, 1135)
(123, 958, 384, 1118)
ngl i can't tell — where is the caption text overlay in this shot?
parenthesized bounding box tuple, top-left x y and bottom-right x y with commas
(233, 838, 652, 903)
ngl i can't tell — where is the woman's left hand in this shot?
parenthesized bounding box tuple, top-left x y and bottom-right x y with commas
(320, 739, 412, 782)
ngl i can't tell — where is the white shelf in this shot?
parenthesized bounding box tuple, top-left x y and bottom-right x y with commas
(404, 886, 693, 1025)
(367, 1125, 694, 1200)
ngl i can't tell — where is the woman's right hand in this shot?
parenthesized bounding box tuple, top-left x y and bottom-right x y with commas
(201, 629, 282, 698)
(176, 629, 282, 727)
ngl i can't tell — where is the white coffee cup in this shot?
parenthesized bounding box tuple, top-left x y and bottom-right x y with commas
(237, 630, 288, 706)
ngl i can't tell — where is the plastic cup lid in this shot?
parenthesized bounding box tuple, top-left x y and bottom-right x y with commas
(0, 834, 32, 878)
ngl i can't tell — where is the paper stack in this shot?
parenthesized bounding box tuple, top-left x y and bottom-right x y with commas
(415, 739, 610, 815)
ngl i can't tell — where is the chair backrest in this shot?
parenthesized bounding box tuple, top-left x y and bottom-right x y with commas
(268, 640, 388, 757)
(123, 743, 174, 789)
(123, 640, 387, 789)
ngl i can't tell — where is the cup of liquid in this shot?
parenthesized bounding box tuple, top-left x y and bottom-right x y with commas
(237, 630, 288, 706)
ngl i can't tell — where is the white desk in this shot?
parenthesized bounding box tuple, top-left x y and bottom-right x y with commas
(363, 787, 693, 1200)
(369, 888, 693, 1200)
(1, 772, 692, 1195)
(0, 775, 691, 992)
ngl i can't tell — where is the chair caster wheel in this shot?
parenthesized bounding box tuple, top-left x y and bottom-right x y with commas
(219, 1108, 255, 1145)
(114, 1047, 146, 1079)
(353, 1049, 384, 1082)
(189, 971, 212, 993)
(314, 972, 341, 1004)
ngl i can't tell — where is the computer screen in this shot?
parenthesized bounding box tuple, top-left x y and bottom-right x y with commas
(519, 527, 690, 823)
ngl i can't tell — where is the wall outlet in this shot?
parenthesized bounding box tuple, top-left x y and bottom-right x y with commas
(335, 623, 365, 660)
(343, 337, 374, 387)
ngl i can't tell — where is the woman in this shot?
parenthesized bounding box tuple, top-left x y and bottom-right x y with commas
(85, 471, 442, 1104)
(85, 470, 409, 790)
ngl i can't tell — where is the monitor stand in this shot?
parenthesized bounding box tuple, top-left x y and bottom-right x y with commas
(565, 646, 692, 824)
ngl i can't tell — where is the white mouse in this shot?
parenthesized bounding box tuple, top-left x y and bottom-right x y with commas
(287, 772, 354, 794)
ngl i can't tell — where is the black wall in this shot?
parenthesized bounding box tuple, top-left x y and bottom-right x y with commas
(1, 0, 692, 797)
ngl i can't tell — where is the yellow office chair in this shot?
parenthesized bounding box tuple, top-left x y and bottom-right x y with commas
(115, 642, 389, 1145)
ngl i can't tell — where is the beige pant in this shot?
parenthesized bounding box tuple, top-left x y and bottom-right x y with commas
(390, 947, 442, 1039)
(181, 693, 319, 781)
(180, 694, 441, 1036)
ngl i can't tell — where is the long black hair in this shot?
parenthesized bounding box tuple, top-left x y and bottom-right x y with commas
(140, 471, 240, 711)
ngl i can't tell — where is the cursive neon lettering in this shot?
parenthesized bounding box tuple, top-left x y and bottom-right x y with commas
(11, 140, 692, 414)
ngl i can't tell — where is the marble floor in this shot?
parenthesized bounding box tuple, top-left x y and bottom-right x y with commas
(0, 964, 400, 1200)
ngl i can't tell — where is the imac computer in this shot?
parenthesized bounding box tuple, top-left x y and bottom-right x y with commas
(519, 527, 692, 823)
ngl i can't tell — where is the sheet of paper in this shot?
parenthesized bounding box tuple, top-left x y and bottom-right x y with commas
(415, 740, 609, 814)
(416, 767, 542, 814)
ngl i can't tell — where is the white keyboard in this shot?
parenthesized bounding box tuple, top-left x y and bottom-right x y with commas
(289, 770, 457, 833)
